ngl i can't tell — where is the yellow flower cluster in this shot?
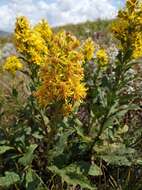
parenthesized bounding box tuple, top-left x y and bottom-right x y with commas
(96, 48, 108, 65)
(4, 16, 95, 115)
(133, 32, 142, 59)
(34, 19, 52, 42)
(82, 38, 95, 61)
(112, 0, 142, 59)
(35, 30, 90, 114)
(15, 16, 48, 65)
(3, 56, 23, 75)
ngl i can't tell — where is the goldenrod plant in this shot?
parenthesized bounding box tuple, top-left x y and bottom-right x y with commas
(0, 0, 142, 189)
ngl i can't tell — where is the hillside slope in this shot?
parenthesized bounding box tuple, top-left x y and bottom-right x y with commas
(54, 19, 113, 41)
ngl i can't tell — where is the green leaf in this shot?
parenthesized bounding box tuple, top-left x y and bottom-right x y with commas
(48, 164, 97, 190)
(102, 155, 132, 166)
(107, 100, 119, 117)
(0, 172, 20, 187)
(75, 125, 92, 143)
(104, 104, 140, 129)
(19, 144, 37, 166)
(12, 88, 18, 98)
(95, 143, 135, 166)
(48, 128, 74, 161)
(101, 155, 132, 166)
(41, 112, 49, 126)
(25, 168, 34, 189)
(0, 145, 13, 154)
(135, 159, 142, 165)
(98, 87, 107, 108)
(88, 164, 102, 176)
(67, 161, 102, 176)
(75, 118, 83, 127)
(32, 132, 43, 139)
(25, 168, 47, 190)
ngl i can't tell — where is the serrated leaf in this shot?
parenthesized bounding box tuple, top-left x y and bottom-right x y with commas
(19, 144, 37, 166)
(0, 172, 20, 187)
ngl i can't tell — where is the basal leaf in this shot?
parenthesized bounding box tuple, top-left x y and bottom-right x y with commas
(101, 155, 131, 166)
(48, 164, 97, 190)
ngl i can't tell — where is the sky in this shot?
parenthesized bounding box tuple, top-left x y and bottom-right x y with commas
(0, 0, 125, 32)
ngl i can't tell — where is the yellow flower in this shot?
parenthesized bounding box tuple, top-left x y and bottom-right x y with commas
(15, 16, 48, 66)
(7, 16, 89, 115)
(112, 0, 142, 59)
(3, 56, 23, 75)
(132, 32, 142, 59)
(126, 0, 138, 10)
(82, 38, 95, 61)
(96, 48, 108, 65)
(34, 30, 87, 115)
(34, 19, 52, 41)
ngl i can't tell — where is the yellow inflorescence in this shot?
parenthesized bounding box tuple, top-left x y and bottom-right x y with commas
(35, 30, 88, 114)
(133, 32, 142, 59)
(3, 56, 23, 75)
(96, 48, 108, 65)
(82, 38, 95, 61)
(34, 19, 52, 42)
(112, 0, 142, 59)
(15, 16, 48, 66)
(4, 16, 95, 115)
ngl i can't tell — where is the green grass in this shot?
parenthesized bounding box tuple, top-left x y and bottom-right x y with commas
(54, 19, 113, 40)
